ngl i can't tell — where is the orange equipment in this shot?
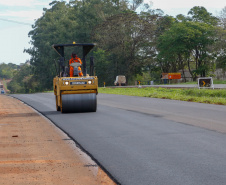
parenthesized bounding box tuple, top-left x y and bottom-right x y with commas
(168, 73, 181, 79)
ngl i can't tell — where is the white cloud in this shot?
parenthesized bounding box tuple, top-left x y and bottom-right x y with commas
(149, 0, 225, 9)
(0, 26, 31, 64)
(0, 10, 43, 21)
(145, 0, 225, 16)
(0, 0, 49, 7)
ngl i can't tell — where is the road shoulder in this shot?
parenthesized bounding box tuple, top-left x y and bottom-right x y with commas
(0, 95, 115, 185)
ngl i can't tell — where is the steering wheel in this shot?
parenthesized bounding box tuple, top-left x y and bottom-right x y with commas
(70, 62, 81, 67)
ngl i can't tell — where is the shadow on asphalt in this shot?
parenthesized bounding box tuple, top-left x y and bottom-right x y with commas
(40, 111, 62, 116)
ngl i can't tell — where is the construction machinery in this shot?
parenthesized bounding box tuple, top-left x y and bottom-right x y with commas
(53, 43, 98, 113)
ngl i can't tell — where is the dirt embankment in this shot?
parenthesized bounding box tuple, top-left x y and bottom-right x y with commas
(0, 95, 115, 185)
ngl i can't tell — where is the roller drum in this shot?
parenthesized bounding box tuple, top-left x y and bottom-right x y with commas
(61, 93, 97, 113)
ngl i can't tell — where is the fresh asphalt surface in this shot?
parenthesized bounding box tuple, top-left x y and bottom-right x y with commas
(11, 93, 226, 185)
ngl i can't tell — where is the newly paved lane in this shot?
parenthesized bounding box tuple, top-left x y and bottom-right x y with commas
(11, 93, 226, 185)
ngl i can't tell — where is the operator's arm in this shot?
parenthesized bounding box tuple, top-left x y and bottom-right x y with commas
(69, 58, 73, 65)
(78, 58, 82, 64)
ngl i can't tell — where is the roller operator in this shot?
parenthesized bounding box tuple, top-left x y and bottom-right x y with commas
(69, 52, 83, 77)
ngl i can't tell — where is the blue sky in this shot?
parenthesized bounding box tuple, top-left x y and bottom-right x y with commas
(0, 0, 53, 65)
(0, 0, 225, 65)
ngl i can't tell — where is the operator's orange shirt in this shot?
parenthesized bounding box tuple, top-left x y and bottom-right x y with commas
(69, 56, 82, 65)
(69, 56, 83, 77)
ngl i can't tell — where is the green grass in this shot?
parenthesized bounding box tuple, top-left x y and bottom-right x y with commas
(170, 79, 226, 85)
(212, 79, 226, 84)
(99, 87, 226, 105)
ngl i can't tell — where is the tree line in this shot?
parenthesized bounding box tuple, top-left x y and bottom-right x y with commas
(6, 0, 226, 92)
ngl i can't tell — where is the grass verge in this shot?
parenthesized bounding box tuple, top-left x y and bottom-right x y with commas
(99, 87, 226, 105)
(169, 79, 226, 85)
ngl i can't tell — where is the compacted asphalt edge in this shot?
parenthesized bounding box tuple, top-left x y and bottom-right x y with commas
(9, 95, 120, 185)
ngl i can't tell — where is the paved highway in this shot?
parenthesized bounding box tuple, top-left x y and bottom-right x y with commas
(11, 93, 226, 185)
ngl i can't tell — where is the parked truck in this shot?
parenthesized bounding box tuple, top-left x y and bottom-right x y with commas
(114, 75, 126, 86)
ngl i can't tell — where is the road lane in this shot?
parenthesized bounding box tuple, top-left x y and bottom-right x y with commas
(98, 93, 226, 133)
(11, 93, 226, 185)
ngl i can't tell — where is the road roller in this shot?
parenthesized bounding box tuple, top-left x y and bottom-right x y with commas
(53, 42, 98, 113)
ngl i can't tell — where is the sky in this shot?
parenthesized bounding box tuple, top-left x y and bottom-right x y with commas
(0, 0, 225, 65)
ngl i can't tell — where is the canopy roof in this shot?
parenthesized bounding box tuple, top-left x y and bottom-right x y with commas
(52, 43, 96, 58)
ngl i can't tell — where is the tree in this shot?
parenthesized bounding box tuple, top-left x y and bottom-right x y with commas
(157, 21, 216, 80)
(25, 0, 130, 89)
(157, 22, 190, 79)
(0, 63, 15, 79)
(93, 49, 113, 86)
(156, 7, 219, 81)
(215, 7, 226, 71)
(69, 0, 128, 43)
(156, 15, 175, 37)
(188, 6, 218, 26)
(23, 1, 224, 88)
(218, 6, 226, 29)
(92, 11, 158, 83)
(8, 64, 40, 93)
(25, 1, 76, 90)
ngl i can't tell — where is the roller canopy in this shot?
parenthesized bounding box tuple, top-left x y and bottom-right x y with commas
(52, 43, 95, 58)
(53, 43, 96, 76)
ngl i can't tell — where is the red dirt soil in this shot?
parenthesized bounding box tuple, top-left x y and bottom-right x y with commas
(0, 95, 115, 185)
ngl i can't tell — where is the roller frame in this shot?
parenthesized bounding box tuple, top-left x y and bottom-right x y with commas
(56, 95, 61, 111)
(53, 43, 98, 113)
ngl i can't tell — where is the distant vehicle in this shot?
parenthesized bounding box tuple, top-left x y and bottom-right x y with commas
(0, 84, 4, 94)
(114, 75, 126, 86)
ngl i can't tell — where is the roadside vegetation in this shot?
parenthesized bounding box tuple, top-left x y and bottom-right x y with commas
(170, 80, 226, 85)
(99, 87, 226, 105)
(212, 80, 226, 84)
(2, 80, 8, 91)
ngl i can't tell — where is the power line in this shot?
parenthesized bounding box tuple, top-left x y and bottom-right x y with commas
(0, 18, 32, 26)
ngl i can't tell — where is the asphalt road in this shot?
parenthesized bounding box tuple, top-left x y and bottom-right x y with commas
(11, 93, 226, 185)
